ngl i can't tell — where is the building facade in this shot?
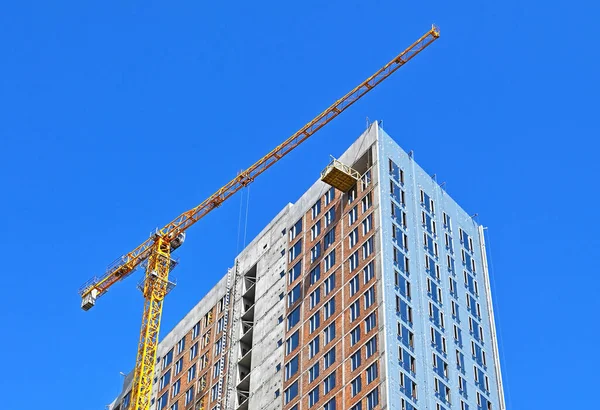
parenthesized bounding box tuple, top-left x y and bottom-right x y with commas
(109, 123, 505, 410)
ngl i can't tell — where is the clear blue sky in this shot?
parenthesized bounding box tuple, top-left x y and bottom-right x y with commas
(0, 1, 597, 409)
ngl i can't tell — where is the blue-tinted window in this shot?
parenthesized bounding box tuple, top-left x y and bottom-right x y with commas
(309, 362, 320, 382)
(289, 239, 302, 262)
(366, 388, 379, 410)
(285, 355, 299, 380)
(324, 398, 336, 410)
(289, 219, 302, 241)
(287, 307, 301, 331)
(310, 265, 321, 285)
(365, 362, 378, 384)
(324, 229, 335, 250)
(288, 261, 301, 284)
(324, 346, 336, 369)
(284, 381, 298, 404)
(351, 376, 362, 396)
(288, 284, 301, 307)
(365, 312, 376, 333)
(323, 371, 336, 394)
(286, 331, 299, 354)
(365, 336, 377, 358)
(308, 387, 319, 407)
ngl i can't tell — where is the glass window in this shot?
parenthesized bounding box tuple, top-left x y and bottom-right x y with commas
(284, 381, 298, 404)
(287, 307, 301, 331)
(289, 219, 302, 241)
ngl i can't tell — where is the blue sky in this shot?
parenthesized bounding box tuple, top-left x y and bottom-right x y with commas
(0, 1, 597, 409)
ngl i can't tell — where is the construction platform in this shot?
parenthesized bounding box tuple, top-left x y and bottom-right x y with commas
(320, 157, 360, 192)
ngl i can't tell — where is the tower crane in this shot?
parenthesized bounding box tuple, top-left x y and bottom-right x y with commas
(79, 25, 440, 410)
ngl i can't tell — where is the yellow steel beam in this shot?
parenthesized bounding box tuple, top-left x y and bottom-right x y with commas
(130, 238, 171, 410)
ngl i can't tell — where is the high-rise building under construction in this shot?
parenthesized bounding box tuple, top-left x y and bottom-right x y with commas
(109, 123, 505, 410)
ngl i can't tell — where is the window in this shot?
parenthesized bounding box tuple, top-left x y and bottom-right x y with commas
(364, 286, 375, 309)
(349, 228, 359, 248)
(192, 322, 200, 339)
(324, 398, 336, 410)
(348, 186, 357, 204)
(325, 208, 335, 227)
(157, 393, 168, 410)
(349, 275, 360, 296)
(288, 261, 302, 284)
(175, 358, 183, 375)
(217, 316, 225, 333)
(325, 187, 335, 205)
(162, 349, 174, 369)
(170, 403, 178, 410)
(309, 337, 320, 358)
(443, 212, 451, 231)
(214, 337, 223, 356)
(350, 300, 360, 321)
(324, 251, 336, 271)
(362, 214, 372, 235)
(366, 388, 379, 410)
(310, 288, 321, 309)
(365, 362, 378, 384)
(189, 343, 198, 360)
(311, 220, 322, 240)
(351, 350, 362, 371)
(349, 206, 358, 225)
(187, 364, 196, 382)
(309, 311, 321, 333)
(324, 273, 335, 295)
(324, 346, 336, 369)
(288, 284, 301, 307)
(289, 219, 302, 241)
(310, 265, 321, 285)
(311, 243, 322, 263)
(362, 237, 373, 259)
(285, 355, 299, 380)
(350, 326, 361, 346)
(177, 338, 185, 354)
(361, 192, 372, 212)
(323, 298, 335, 320)
(397, 296, 413, 325)
(172, 378, 180, 397)
(365, 312, 376, 333)
(312, 200, 322, 220)
(308, 387, 320, 407)
(185, 388, 194, 405)
(289, 239, 302, 262)
(284, 381, 298, 404)
(389, 159, 401, 182)
(351, 403, 363, 410)
(365, 336, 377, 358)
(309, 362, 320, 382)
(159, 369, 171, 389)
(363, 261, 374, 283)
(323, 371, 336, 394)
(287, 307, 301, 330)
(324, 229, 335, 250)
(349, 251, 359, 271)
(324, 322, 336, 345)
(213, 362, 220, 378)
(286, 331, 299, 354)
(351, 376, 362, 396)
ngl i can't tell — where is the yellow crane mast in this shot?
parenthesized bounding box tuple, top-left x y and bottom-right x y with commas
(79, 25, 440, 410)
